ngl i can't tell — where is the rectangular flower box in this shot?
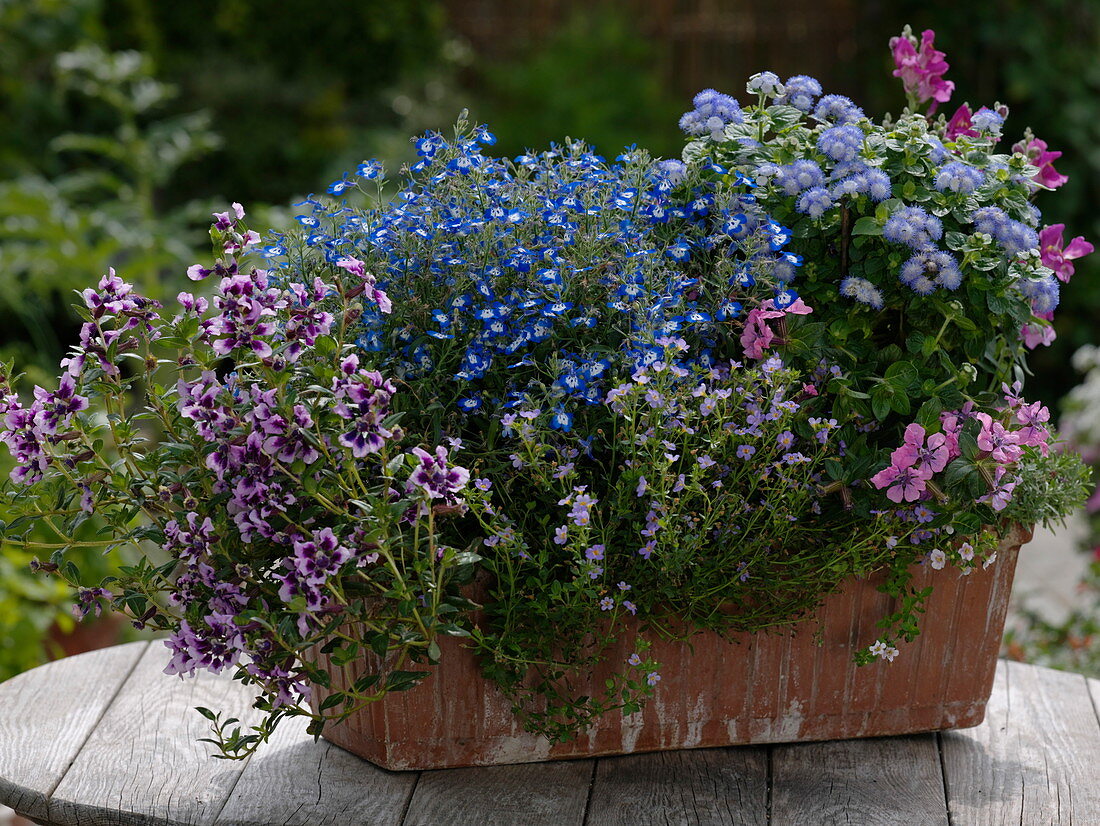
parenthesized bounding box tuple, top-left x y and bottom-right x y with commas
(312, 525, 1030, 771)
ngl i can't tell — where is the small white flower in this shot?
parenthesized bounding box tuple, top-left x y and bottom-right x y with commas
(929, 548, 946, 570)
(958, 542, 974, 562)
(983, 551, 998, 569)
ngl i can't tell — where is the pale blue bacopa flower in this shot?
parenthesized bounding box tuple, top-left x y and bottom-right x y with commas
(679, 89, 744, 140)
(934, 161, 984, 194)
(778, 75, 822, 112)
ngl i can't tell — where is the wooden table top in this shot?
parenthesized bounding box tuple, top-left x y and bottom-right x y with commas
(1, 640, 1098, 825)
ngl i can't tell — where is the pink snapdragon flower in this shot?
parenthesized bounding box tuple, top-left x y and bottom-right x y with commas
(1020, 314, 1056, 349)
(1013, 136, 1068, 190)
(740, 298, 813, 360)
(944, 104, 977, 141)
(890, 27, 954, 112)
(1038, 224, 1093, 283)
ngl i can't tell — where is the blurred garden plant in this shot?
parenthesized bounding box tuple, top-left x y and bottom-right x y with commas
(0, 27, 1091, 756)
(1004, 343, 1100, 678)
(0, 41, 219, 679)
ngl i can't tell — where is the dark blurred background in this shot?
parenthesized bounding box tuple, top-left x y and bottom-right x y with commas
(1, 0, 1097, 406)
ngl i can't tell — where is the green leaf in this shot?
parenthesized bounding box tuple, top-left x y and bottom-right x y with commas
(851, 216, 882, 236)
(915, 399, 942, 431)
(889, 392, 911, 415)
(884, 361, 918, 391)
(958, 431, 980, 460)
(386, 670, 429, 692)
(871, 388, 893, 421)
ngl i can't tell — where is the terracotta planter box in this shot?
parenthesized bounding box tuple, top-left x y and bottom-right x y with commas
(312, 525, 1031, 770)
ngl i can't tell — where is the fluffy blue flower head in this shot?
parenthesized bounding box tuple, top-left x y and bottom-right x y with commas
(679, 89, 743, 140)
(817, 124, 864, 163)
(883, 206, 943, 249)
(934, 162, 984, 195)
(813, 94, 864, 124)
(778, 75, 822, 112)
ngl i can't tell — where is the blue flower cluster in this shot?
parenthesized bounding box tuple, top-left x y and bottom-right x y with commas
(899, 248, 963, 295)
(817, 125, 864, 163)
(972, 206, 1039, 255)
(266, 125, 802, 430)
(679, 89, 744, 140)
(813, 94, 865, 124)
(777, 75, 823, 112)
(883, 206, 944, 248)
(934, 161, 984, 194)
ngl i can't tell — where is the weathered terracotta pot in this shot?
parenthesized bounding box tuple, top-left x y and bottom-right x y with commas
(312, 525, 1031, 770)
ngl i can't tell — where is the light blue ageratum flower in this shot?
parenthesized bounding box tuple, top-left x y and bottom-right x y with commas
(778, 75, 822, 112)
(899, 247, 962, 294)
(839, 276, 885, 310)
(970, 108, 1004, 138)
(883, 206, 943, 249)
(971, 206, 1038, 255)
(746, 71, 784, 97)
(679, 89, 743, 140)
(777, 160, 825, 196)
(817, 124, 865, 163)
(1016, 273, 1060, 314)
(934, 162, 984, 194)
(813, 94, 864, 125)
(796, 186, 833, 219)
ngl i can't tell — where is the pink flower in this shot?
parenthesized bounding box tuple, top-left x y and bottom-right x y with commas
(975, 412, 1023, 464)
(1038, 224, 1093, 283)
(1012, 137, 1069, 190)
(1015, 401, 1050, 455)
(944, 104, 977, 141)
(1020, 322, 1056, 350)
(740, 307, 783, 359)
(336, 257, 366, 278)
(870, 463, 933, 504)
(890, 28, 954, 112)
(978, 467, 1018, 511)
(741, 299, 813, 359)
(887, 422, 951, 476)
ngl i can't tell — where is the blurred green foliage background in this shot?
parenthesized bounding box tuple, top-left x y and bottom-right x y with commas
(0, 0, 1097, 678)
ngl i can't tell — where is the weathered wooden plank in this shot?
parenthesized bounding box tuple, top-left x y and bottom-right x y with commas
(402, 759, 592, 826)
(47, 640, 265, 826)
(770, 735, 948, 825)
(940, 659, 1100, 825)
(0, 641, 149, 824)
(585, 747, 768, 825)
(213, 714, 417, 826)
